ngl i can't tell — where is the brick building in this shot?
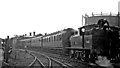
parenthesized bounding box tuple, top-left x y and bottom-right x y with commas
(82, 12, 120, 27)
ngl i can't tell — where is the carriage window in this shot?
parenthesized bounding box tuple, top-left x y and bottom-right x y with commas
(43, 39, 45, 42)
(55, 36, 57, 41)
(59, 35, 62, 40)
(47, 38, 49, 42)
(50, 37, 52, 42)
(51, 36, 53, 42)
(45, 38, 47, 42)
(57, 35, 59, 41)
(54, 36, 55, 41)
(49, 37, 50, 42)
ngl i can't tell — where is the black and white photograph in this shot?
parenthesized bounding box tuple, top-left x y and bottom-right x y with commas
(0, 0, 120, 68)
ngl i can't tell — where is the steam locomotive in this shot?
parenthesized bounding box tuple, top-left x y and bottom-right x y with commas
(69, 19, 120, 64)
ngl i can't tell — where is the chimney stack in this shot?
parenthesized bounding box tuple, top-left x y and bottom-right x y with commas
(7, 36, 9, 39)
(33, 32, 35, 36)
(45, 33, 47, 36)
(29, 32, 32, 36)
(25, 34, 27, 36)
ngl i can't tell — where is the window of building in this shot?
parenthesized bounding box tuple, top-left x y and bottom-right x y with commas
(53, 36, 55, 41)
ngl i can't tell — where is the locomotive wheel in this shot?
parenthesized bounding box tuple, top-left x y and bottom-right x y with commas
(75, 51, 86, 61)
(80, 50, 90, 62)
(70, 50, 74, 58)
(80, 51, 86, 62)
(75, 51, 80, 59)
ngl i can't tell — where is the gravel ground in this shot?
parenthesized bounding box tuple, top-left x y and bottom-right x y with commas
(8, 49, 34, 66)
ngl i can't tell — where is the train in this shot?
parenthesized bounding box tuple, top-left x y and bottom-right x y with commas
(17, 28, 76, 52)
(0, 13, 119, 67)
(16, 19, 120, 66)
(16, 19, 120, 63)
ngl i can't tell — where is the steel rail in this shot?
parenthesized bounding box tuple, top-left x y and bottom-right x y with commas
(28, 55, 36, 66)
(39, 53, 52, 68)
(37, 52, 72, 68)
(18, 49, 46, 67)
(36, 57, 46, 68)
(28, 52, 46, 68)
(27, 50, 52, 68)
(27, 49, 73, 68)
(18, 49, 36, 66)
(50, 57, 67, 67)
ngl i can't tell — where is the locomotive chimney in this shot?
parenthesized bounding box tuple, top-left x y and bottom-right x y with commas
(25, 34, 27, 36)
(33, 32, 35, 36)
(45, 33, 47, 36)
(29, 32, 32, 36)
(7, 36, 9, 39)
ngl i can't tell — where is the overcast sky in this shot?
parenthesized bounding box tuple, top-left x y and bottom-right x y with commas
(0, 0, 119, 38)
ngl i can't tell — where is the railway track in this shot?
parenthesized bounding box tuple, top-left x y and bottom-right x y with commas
(7, 49, 116, 68)
(28, 53, 46, 68)
(25, 49, 73, 68)
(25, 49, 117, 68)
(3, 48, 114, 68)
